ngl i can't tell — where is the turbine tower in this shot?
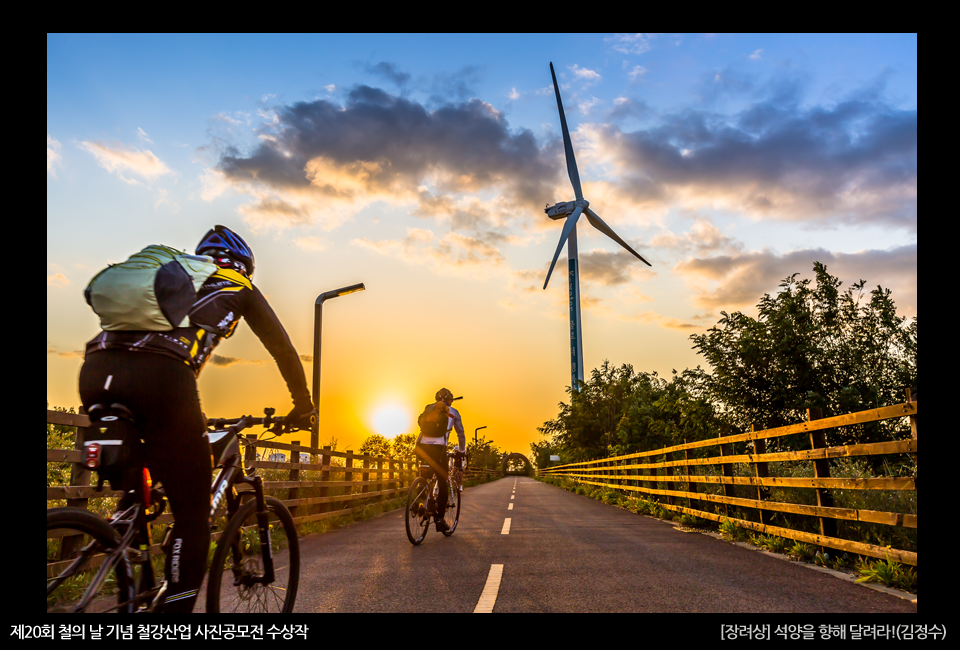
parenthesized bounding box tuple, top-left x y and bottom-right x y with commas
(542, 62, 652, 391)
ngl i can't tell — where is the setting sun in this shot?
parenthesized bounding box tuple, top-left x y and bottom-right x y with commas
(370, 403, 413, 438)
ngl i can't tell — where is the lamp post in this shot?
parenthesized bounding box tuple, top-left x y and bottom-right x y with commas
(474, 425, 487, 447)
(312, 283, 365, 450)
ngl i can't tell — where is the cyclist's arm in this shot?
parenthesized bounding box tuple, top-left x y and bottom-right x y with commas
(243, 285, 312, 411)
(450, 407, 466, 452)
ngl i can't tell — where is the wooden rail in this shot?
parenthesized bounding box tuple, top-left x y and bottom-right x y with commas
(47, 409, 498, 573)
(539, 399, 918, 566)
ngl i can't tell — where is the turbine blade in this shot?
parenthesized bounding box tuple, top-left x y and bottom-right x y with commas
(550, 62, 583, 201)
(543, 205, 584, 290)
(584, 207, 652, 266)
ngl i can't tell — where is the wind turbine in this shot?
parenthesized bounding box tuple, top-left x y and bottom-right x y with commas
(542, 62, 652, 391)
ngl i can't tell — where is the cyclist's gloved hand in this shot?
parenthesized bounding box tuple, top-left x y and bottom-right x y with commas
(283, 404, 316, 433)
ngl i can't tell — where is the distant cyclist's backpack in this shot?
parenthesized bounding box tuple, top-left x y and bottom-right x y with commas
(84, 245, 218, 331)
(417, 401, 450, 441)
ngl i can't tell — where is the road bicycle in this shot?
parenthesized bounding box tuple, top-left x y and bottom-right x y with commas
(46, 406, 307, 613)
(405, 451, 467, 545)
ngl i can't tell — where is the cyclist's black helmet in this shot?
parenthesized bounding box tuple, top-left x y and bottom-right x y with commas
(197, 225, 255, 277)
(436, 388, 453, 403)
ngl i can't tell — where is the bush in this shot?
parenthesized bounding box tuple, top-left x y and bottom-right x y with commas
(719, 518, 747, 541)
(678, 513, 700, 527)
(788, 542, 816, 562)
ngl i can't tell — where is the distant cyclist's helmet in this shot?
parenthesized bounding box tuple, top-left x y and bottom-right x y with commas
(436, 388, 454, 403)
(196, 225, 255, 277)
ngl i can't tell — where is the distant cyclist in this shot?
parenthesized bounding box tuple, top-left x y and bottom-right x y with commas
(79, 225, 314, 612)
(415, 388, 466, 532)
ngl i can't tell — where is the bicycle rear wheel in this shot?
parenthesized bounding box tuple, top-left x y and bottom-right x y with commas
(207, 496, 300, 613)
(405, 477, 430, 545)
(442, 480, 460, 536)
(46, 507, 132, 613)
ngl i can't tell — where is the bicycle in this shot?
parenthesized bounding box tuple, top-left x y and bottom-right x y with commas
(46, 406, 307, 613)
(405, 450, 467, 545)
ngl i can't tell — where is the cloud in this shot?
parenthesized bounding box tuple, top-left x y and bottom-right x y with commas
(79, 140, 172, 185)
(47, 135, 62, 177)
(47, 273, 69, 287)
(570, 65, 602, 83)
(583, 77, 917, 230)
(47, 344, 83, 358)
(210, 85, 561, 232)
(675, 244, 917, 316)
(353, 226, 508, 275)
(208, 354, 265, 367)
(607, 33, 656, 55)
(579, 248, 648, 287)
(627, 65, 648, 80)
(749, 49, 764, 60)
(364, 61, 411, 88)
(136, 127, 153, 144)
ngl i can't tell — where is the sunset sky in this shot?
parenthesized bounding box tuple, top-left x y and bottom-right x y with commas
(47, 33, 917, 458)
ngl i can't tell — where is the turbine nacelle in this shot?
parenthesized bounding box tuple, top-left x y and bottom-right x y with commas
(545, 199, 588, 220)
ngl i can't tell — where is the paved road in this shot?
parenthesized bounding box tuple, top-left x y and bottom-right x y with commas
(293, 476, 917, 613)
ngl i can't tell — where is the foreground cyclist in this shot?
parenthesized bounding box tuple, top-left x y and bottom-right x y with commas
(79, 225, 313, 612)
(415, 388, 466, 532)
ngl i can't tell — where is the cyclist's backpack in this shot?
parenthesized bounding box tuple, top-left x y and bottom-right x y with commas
(417, 401, 449, 441)
(84, 245, 218, 331)
(83, 404, 143, 492)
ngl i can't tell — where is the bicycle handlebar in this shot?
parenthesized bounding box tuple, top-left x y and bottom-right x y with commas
(205, 407, 315, 435)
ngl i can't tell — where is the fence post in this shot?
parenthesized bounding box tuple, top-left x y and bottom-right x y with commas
(67, 409, 91, 511)
(245, 434, 257, 469)
(289, 441, 300, 521)
(343, 455, 354, 513)
(664, 450, 675, 507)
(377, 457, 385, 503)
(750, 424, 771, 526)
(683, 441, 699, 515)
(806, 407, 838, 541)
(719, 429, 737, 518)
(361, 455, 370, 503)
(389, 455, 396, 498)
(319, 445, 331, 517)
(61, 411, 92, 560)
(908, 388, 917, 469)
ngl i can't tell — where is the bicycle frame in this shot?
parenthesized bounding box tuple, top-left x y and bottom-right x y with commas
(208, 434, 276, 585)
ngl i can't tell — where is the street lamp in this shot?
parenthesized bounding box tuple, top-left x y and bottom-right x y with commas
(312, 283, 365, 450)
(474, 425, 487, 447)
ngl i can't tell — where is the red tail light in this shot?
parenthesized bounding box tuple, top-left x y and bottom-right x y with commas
(143, 468, 153, 508)
(84, 443, 101, 469)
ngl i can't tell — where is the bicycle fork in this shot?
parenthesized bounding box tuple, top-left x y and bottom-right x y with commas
(235, 474, 276, 584)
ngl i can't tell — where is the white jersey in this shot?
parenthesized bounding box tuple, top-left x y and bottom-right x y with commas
(419, 405, 466, 450)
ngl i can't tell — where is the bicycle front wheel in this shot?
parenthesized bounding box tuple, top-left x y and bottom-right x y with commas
(405, 477, 430, 545)
(47, 507, 132, 613)
(442, 481, 460, 536)
(207, 496, 300, 613)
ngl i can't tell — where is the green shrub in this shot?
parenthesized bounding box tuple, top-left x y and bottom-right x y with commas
(678, 513, 700, 527)
(719, 518, 746, 541)
(857, 554, 917, 591)
(788, 542, 816, 562)
(757, 534, 789, 553)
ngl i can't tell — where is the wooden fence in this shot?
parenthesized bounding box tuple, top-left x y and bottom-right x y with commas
(539, 397, 918, 566)
(47, 409, 499, 566)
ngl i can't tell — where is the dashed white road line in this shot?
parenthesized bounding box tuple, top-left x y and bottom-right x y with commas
(501, 518, 511, 534)
(508, 503, 514, 510)
(474, 564, 504, 613)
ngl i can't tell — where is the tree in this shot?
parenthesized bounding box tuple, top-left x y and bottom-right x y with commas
(689, 262, 917, 449)
(358, 434, 391, 460)
(391, 433, 417, 463)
